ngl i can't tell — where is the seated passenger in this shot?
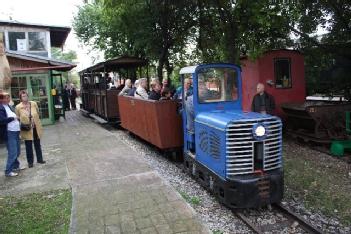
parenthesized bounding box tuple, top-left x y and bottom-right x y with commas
(148, 80, 161, 100)
(198, 80, 211, 102)
(160, 87, 172, 100)
(127, 80, 140, 96)
(173, 78, 193, 100)
(134, 78, 148, 99)
(119, 79, 132, 96)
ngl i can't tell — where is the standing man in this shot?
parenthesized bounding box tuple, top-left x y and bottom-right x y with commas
(69, 84, 77, 110)
(62, 85, 70, 111)
(251, 83, 275, 115)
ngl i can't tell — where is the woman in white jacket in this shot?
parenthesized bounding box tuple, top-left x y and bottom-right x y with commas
(134, 78, 148, 99)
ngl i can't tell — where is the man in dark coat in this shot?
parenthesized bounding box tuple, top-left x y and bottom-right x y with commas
(62, 85, 70, 111)
(251, 83, 275, 115)
(69, 84, 78, 110)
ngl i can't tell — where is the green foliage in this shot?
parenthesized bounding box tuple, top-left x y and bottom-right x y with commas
(73, 0, 351, 97)
(51, 48, 78, 63)
(212, 230, 224, 234)
(74, 0, 197, 79)
(0, 189, 72, 234)
(292, 0, 351, 99)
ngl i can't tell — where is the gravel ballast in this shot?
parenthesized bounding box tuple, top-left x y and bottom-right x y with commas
(110, 128, 350, 234)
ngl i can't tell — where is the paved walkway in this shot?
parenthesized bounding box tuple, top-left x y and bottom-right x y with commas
(0, 111, 209, 234)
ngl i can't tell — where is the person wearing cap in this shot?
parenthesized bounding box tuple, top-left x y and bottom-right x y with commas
(0, 92, 23, 177)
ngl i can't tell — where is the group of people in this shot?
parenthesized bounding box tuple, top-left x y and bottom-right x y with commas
(62, 84, 78, 111)
(0, 90, 45, 177)
(118, 77, 195, 102)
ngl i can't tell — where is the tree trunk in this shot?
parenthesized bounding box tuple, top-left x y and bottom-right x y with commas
(165, 59, 173, 84)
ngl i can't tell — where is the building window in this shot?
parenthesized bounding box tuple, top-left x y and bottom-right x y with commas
(274, 58, 291, 88)
(8, 32, 26, 51)
(28, 32, 46, 51)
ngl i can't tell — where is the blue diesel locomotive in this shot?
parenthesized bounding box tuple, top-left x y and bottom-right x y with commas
(180, 63, 283, 208)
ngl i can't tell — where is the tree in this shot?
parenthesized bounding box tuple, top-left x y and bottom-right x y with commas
(195, 0, 297, 63)
(51, 48, 78, 63)
(73, 0, 351, 98)
(74, 0, 197, 81)
(290, 0, 351, 100)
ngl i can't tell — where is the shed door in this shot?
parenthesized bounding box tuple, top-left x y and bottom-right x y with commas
(11, 73, 53, 125)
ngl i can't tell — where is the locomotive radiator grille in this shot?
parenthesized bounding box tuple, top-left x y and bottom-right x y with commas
(226, 117, 282, 178)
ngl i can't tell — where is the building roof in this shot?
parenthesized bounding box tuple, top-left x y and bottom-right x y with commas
(0, 20, 71, 47)
(79, 56, 148, 74)
(6, 50, 76, 72)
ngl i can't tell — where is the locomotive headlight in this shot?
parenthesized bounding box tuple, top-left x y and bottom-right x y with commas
(252, 124, 268, 140)
(255, 125, 266, 137)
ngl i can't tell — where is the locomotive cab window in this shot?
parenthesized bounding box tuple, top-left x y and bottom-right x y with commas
(197, 67, 238, 103)
(274, 58, 291, 88)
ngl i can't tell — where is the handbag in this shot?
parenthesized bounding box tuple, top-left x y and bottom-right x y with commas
(20, 102, 32, 131)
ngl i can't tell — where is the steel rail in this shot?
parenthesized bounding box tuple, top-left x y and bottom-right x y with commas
(273, 204, 324, 234)
(234, 211, 262, 234)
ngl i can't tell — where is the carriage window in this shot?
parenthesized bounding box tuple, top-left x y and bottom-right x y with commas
(275, 58, 291, 88)
(197, 67, 238, 103)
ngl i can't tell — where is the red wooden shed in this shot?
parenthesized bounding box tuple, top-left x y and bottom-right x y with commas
(241, 49, 305, 119)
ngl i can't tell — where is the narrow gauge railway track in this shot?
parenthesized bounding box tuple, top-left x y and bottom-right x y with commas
(105, 126, 325, 233)
(234, 204, 323, 234)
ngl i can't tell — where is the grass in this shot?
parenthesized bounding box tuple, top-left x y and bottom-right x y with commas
(284, 143, 351, 226)
(212, 230, 224, 234)
(0, 189, 72, 234)
(179, 191, 201, 206)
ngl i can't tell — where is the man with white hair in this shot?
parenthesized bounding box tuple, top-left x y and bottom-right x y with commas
(134, 78, 148, 99)
(251, 83, 275, 115)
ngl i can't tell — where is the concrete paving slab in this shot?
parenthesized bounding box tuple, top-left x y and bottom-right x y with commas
(0, 111, 210, 233)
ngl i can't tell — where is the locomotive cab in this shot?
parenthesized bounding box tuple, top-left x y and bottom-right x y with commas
(180, 63, 284, 208)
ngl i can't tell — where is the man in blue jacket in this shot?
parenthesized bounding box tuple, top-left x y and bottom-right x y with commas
(0, 92, 22, 177)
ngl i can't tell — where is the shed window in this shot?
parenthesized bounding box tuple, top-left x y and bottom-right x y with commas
(8, 32, 26, 51)
(28, 32, 46, 51)
(274, 58, 291, 88)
